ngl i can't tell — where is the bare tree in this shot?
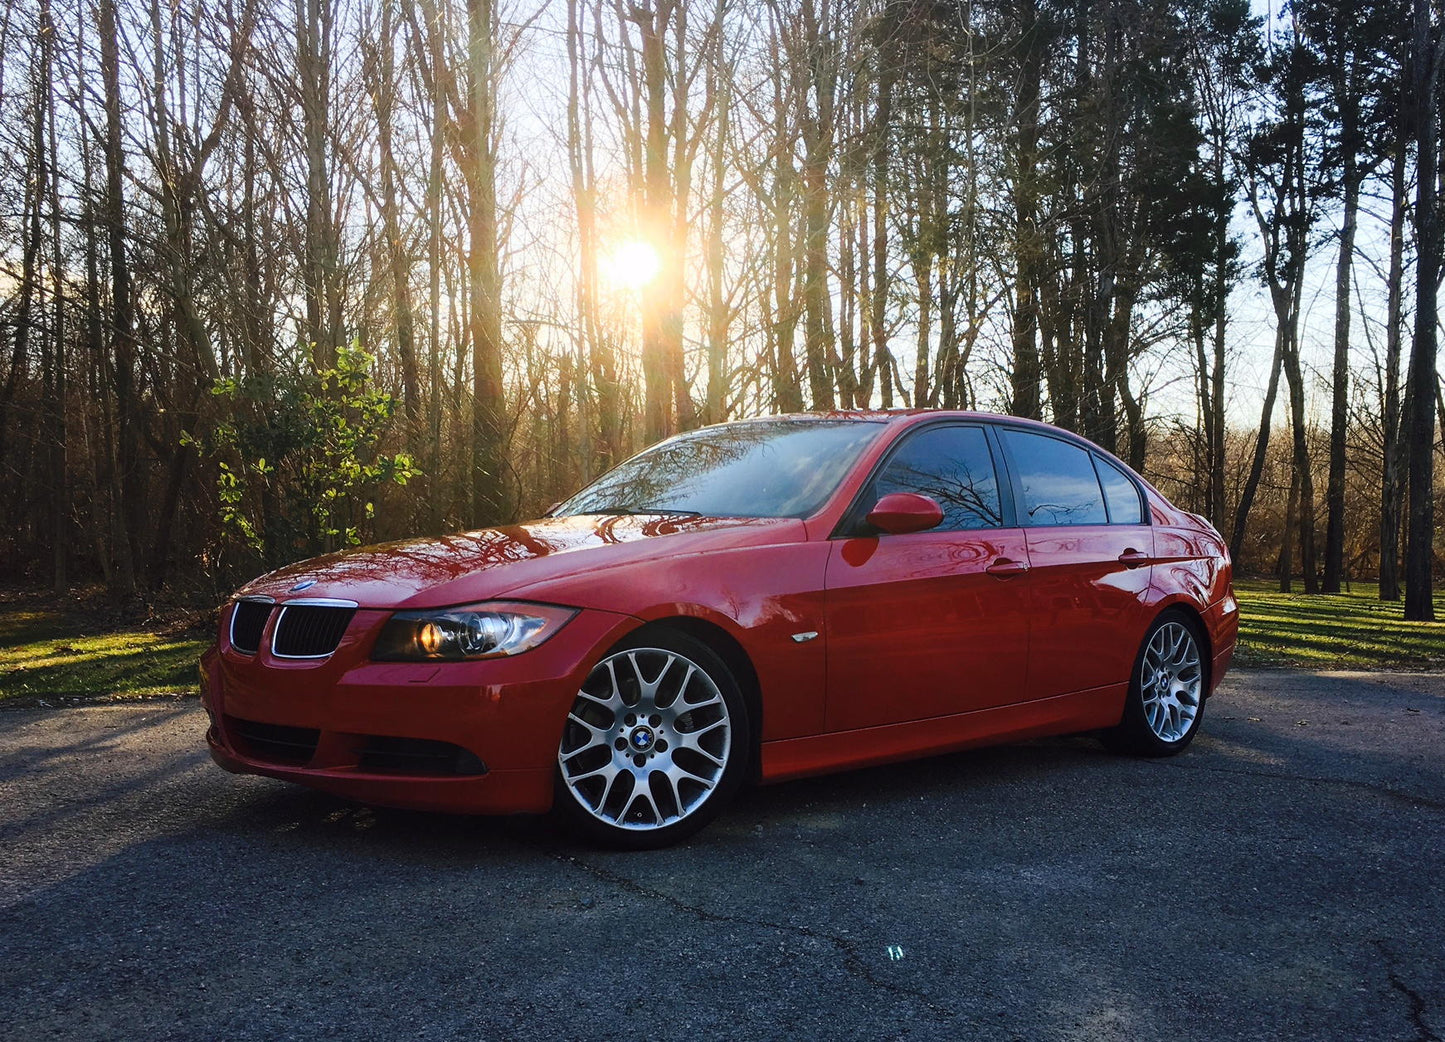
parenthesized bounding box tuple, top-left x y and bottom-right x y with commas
(1403, 0, 1442, 621)
(1242, 26, 1320, 593)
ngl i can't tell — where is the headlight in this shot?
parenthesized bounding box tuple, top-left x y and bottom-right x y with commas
(372, 602, 576, 661)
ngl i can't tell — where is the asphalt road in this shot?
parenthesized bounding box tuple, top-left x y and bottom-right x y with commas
(1, 669, 1442, 1042)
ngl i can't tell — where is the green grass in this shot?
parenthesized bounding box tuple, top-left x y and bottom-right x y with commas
(1234, 579, 1445, 671)
(0, 606, 209, 707)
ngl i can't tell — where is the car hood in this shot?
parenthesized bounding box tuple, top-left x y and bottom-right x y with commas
(236, 513, 802, 610)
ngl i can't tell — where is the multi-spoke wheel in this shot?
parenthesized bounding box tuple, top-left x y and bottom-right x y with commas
(1106, 611, 1207, 756)
(554, 629, 749, 848)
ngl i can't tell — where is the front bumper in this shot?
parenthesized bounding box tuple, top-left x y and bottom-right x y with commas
(199, 605, 637, 814)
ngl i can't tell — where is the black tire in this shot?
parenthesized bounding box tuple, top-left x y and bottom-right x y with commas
(553, 628, 751, 849)
(1105, 609, 1208, 757)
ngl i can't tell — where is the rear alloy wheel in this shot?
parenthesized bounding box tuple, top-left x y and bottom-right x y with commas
(555, 630, 748, 848)
(1107, 611, 1206, 756)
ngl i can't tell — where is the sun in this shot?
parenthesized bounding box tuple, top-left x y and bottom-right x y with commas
(601, 240, 662, 289)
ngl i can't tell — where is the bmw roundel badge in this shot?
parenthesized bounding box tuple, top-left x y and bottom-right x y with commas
(289, 579, 317, 592)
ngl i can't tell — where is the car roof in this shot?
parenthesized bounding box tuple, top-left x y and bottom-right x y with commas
(701, 409, 1167, 501)
(702, 409, 1069, 433)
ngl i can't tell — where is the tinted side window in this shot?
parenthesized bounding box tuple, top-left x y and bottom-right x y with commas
(1094, 455, 1144, 524)
(1002, 430, 1108, 526)
(872, 425, 1003, 531)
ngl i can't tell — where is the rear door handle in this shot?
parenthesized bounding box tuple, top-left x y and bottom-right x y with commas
(986, 557, 1029, 578)
(1118, 549, 1150, 568)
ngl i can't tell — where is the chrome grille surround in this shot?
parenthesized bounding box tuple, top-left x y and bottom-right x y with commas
(229, 597, 274, 655)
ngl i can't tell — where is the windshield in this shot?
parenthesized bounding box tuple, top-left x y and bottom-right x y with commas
(555, 419, 884, 519)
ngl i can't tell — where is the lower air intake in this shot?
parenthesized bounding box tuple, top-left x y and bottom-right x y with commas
(227, 717, 320, 766)
(359, 736, 488, 777)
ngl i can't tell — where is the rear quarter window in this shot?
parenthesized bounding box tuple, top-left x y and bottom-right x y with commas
(1093, 455, 1145, 524)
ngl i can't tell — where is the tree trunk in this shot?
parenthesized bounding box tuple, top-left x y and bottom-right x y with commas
(43, 0, 67, 592)
(1010, 0, 1043, 420)
(567, 0, 620, 469)
(425, 0, 446, 528)
(98, 0, 140, 595)
(1278, 462, 1299, 593)
(1323, 112, 1360, 592)
(869, 67, 892, 409)
(800, 0, 836, 411)
(766, 55, 804, 416)
(913, 253, 932, 409)
(2, 51, 44, 555)
(299, 0, 339, 372)
(1380, 141, 1408, 601)
(1209, 236, 1228, 526)
(1404, 0, 1441, 621)
(371, 1, 422, 455)
(1230, 327, 1285, 563)
(80, 142, 115, 587)
(704, 52, 730, 423)
(1281, 320, 1318, 594)
(636, 0, 675, 442)
(466, 0, 507, 525)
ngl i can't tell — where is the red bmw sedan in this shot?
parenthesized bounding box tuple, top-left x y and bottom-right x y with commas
(201, 411, 1237, 847)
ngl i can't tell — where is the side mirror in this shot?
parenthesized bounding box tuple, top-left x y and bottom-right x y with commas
(865, 492, 944, 535)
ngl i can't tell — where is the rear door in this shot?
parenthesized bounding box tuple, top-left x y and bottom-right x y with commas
(997, 428, 1155, 701)
(824, 423, 1033, 731)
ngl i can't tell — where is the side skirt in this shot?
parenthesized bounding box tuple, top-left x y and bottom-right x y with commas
(758, 685, 1127, 785)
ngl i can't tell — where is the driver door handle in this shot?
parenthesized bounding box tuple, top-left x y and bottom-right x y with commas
(986, 557, 1029, 578)
(1117, 549, 1150, 568)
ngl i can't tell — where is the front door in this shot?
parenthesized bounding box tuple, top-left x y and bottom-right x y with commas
(824, 424, 1033, 732)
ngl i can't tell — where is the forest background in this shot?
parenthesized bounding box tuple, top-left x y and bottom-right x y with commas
(0, 0, 1442, 621)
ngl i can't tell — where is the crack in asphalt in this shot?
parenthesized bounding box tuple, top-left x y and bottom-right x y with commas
(548, 850, 958, 1020)
(1151, 758, 1445, 813)
(1377, 942, 1443, 1042)
(1390, 973, 1443, 1042)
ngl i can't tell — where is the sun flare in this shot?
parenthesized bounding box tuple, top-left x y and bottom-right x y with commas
(601, 240, 662, 289)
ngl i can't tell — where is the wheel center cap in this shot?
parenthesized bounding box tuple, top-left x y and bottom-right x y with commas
(630, 726, 655, 751)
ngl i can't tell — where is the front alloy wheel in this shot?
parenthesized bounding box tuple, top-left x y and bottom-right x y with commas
(555, 630, 748, 848)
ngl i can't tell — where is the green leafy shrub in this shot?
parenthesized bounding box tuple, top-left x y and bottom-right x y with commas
(188, 345, 419, 574)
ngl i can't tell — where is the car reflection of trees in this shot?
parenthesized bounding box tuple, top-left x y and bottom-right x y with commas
(560, 427, 768, 514)
(314, 529, 561, 583)
(1022, 476, 1107, 526)
(878, 461, 1003, 530)
(1028, 503, 1091, 524)
(561, 421, 872, 518)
